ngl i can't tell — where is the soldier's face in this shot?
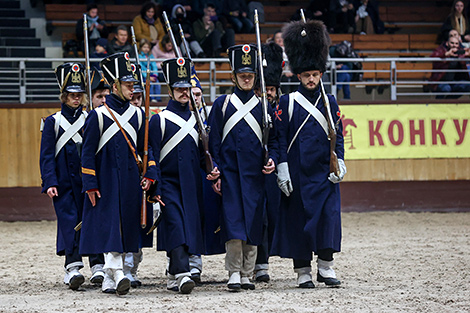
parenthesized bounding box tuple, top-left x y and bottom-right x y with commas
(192, 87, 202, 107)
(235, 72, 255, 91)
(119, 81, 135, 101)
(298, 70, 322, 91)
(92, 89, 109, 109)
(173, 87, 190, 104)
(66, 92, 84, 108)
(131, 92, 143, 107)
(266, 86, 277, 103)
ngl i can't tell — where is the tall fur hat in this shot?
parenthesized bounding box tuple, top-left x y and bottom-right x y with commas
(282, 19, 330, 74)
(262, 42, 284, 87)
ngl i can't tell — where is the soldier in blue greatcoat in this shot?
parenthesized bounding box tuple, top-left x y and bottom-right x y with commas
(79, 52, 157, 296)
(271, 20, 347, 288)
(148, 57, 220, 294)
(208, 44, 278, 291)
(40, 63, 105, 291)
(253, 42, 284, 283)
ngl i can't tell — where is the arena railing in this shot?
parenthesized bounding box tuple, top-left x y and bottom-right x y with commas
(1, 57, 469, 104)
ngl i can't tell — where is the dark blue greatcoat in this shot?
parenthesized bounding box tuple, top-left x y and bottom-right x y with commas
(148, 100, 205, 255)
(208, 87, 278, 245)
(79, 94, 157, 255)
(40, 104, 86, 255)
(271, 85, 344, 261)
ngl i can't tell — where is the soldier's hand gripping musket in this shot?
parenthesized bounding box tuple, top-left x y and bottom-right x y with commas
(254, 9, 272, 165)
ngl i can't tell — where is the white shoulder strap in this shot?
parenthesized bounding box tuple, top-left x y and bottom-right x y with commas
(96, 106, 104, 137)
(159, 110, 167, 141)
(136, 107, 143, 130)
(53, 112, 61, 139)
(222, 94, 231, 118)
(288, 92, 295, 122)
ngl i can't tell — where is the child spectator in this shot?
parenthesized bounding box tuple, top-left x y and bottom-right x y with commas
(139, 39, 161, 102)
(90, 38, 108, 70)
(151, 34, 176, 82)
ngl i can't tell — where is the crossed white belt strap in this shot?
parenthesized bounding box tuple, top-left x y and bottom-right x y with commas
(53, 111, 87, 157)
(287, 92, 328, 153)
(222, 94, 262, 144)
(96, 105, 137, 154)
(159, 110, 198, 162)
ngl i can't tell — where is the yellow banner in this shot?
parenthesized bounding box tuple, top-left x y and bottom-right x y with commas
(340, 103, 470, 159)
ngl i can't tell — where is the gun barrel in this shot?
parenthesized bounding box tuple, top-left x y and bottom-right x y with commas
(83, 14, 92, 112)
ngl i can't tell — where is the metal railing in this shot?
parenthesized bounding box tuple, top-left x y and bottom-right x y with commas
(1, 57, 469, 103)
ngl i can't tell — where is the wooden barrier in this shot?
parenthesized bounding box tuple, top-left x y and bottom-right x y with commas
(1, 105, 469, 188)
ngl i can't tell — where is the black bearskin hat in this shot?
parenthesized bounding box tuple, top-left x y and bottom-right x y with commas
(262, 42, 284, 87)
(282, 19, 330, 74)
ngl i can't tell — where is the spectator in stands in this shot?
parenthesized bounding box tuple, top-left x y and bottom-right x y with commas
(272, 30, 298, 94)
(139, 39, 161, 102)
(430, 35, 470, 99)
(163, 0, 200, 23)
(440, 0, 470, 45)
(107, 25, 134, 58)
(76, 4, 109, 54)
(90, 38, 108, 70)
(193, 3, 235, 57)
(171, 4, 206, 58)
(222, 0, 254, 33)
(330, 41, 354, 99)
(133, 1, 165, 48)
(329, 0, 356, 34)
(291, 0, 329, 25)
(151, 34, 177, 82)
(353, 0, 384, 35)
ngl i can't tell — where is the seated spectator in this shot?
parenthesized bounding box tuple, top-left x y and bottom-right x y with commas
(90, 38, 108, 70)
(291, 0, 329, 25)
(139, 39, 161, 102)
(329, 40, 363, 100)
(271, 30, 298, 94)
(193, 3, 235, 57)
(439, 0, 470, 46)
(75, 4, 109, 54)
(222, 0, 254, 33)
(171, 4, 206, 58)
(329, 0, 356, 34)
(353, 0, 384, 34)
(151, 34, 176, 82)
(430, 35, 470, 99)
(107, 25, 134, 58)
(163, 0, 200, 23)
(133, 1, 165, 48)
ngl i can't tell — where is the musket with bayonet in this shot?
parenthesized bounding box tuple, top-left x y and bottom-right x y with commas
(177, 24, 210, 124)
(130, 26, 146, 100)
(162, 12, 214, 174)
(300, 9, 340, 177)
(83, 14, 92, 112)
(254, 9, 272, 165)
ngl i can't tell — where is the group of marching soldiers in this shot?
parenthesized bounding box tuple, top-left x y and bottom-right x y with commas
(39, 18, 347, 296)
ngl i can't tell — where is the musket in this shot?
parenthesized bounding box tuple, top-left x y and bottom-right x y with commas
(140, 56, 151, 229)
(162, 12, 214, 174)
(300, 9, 340, 176)
(177, 24, 210, 124)
(83, 14, 92, 112)
(130, 26, 146, 100)
(254, 9, 271, 165)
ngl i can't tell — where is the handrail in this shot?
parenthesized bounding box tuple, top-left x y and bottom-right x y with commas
(1, 57, 470, 103)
